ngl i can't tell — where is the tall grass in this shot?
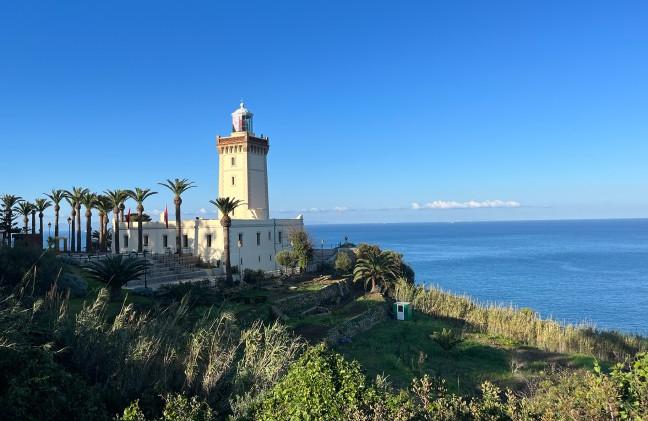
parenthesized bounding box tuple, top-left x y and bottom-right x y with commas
(1, 280, 305, 416)
(394, 279, 648, 361)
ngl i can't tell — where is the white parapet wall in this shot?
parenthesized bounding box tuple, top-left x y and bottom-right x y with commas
(116, 216, 304, 273)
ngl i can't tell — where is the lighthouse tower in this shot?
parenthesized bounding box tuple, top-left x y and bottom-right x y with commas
(216, 102, 270, 219)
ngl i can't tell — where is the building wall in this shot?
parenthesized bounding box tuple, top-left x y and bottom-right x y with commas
(217, 136, 269, 220)
(116, 217, 303, 272)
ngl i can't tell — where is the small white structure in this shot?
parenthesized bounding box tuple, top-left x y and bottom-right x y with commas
(115, 102, 304, 273)
(393, 301, 412, 321)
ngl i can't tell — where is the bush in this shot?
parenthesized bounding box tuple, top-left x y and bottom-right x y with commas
(119, 395, 213, 421)
(0, 347, 108, 420)
(609, 352, 648, 418)
(57, 273, 88, 298)
(430, 328, 464, 351)
(0, 245, 63, 294)
(334, 250, 353, 275)
(243, 269, 265, 284)
(257, 344, 368, 420)
(275, 250, 297, 274)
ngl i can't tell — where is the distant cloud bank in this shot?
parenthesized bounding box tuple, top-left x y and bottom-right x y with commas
(411, 200, 521, 210)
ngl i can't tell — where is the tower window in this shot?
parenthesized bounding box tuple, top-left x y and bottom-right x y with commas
(278, 231, 282, 243)
(163, 235, 168, 248)
(238, 233, 243, 246)
(143, 235, 149, 247)
(231, 157, 236, 166)
(183, 235, 188, 248)
(268, 231, 271, 241)
(206, 234, 212, 248)
(231, 176, 235, 186)
(256, 232, 261, 246)
(124, 235, 129, 248)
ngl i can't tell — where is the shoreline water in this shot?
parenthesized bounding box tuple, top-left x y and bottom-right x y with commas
(308, 219, 648, 336)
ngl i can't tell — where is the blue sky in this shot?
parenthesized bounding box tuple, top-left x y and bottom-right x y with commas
(1, 1, 647, 224)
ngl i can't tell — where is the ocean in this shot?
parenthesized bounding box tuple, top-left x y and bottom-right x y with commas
(308, 219, 648, 335)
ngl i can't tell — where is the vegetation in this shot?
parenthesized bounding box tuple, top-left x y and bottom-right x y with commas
(1, 217, 647, 419)
(275, 249, 297, 274)
(394, 279, 648, 361)
(44, 189, 66, 250)
(104, 189, 129, 253)
(127, 188, 158, 253)
(33, 198, 52, 236)
(334, 249, 353, 275)
(14, 201, 35, 234)
(353, 245, 400, 292)
(287, 229, 313, 272)
(210, 197, 243, 284)
(84, 254, 147, 300)
(158, 178, 196, 256)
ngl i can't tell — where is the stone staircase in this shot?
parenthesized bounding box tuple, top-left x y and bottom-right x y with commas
(126, 252, 211, 289)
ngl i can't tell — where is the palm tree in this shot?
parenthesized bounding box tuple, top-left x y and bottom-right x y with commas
(44, 189, 66, 251)
(14, 201, 35, 234)
(80, 192, 97, 253)
(104, 189, 129, 254)
(353, 248, 400, 292)
(31, 206, 36, 235)
(1, 194, 22, 244)
(84, 254, 147, 301)
(95, 195, 113, 252)
(158, 178, 196, 255)
(33, 198, 52, 237)
(126, 188, 158, 253)
(209, 197, 243, 284)
(65, 187, 88, 253)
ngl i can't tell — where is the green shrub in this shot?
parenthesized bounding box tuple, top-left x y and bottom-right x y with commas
(0, 245, 62, 294)
(334, 250, 353, 275)
(430, 328, 464, 351)
(119, 395, 213, 421)
(609, 351, 648, 418)
(257, 344, 368, 420)
(161, 394, 213, 421)
(0, 347, 108, 420)
(243, 269, 265, 284)
(57, 272, 88, 298)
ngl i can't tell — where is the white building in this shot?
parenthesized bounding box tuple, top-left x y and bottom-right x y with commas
(115, 102, 304, 272)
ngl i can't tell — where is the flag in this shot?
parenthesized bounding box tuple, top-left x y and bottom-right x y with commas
(163, 205, 169, 229)
(126, 208, 131, 229)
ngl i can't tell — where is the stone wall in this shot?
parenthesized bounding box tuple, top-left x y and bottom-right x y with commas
(273, 279, 351, 315)
(327, 304, 389, 344)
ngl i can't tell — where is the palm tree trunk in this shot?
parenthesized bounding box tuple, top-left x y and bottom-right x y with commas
(76, 204, 81, 252)
(31, 210, 36, 234)
(85, 210, 92, 253)
(54, 205, 60, 251)
(175, 196, 182, 255)
(113, 208, 120, 253)
(71, 209, 76, 252)
(38, 212, 44, 247)
(98, 213, 104, 252)
(222, 221, 232, 284)
(103, 217, 109, 252)
(23, 216, 28, 234)
(137, 206, 143, 253)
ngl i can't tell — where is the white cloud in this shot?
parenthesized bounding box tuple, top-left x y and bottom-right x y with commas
(411, 200, 521, 210)
(198, 207, 207, 214)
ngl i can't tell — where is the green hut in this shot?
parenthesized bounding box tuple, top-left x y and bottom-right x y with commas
(393, 301, 412, 321)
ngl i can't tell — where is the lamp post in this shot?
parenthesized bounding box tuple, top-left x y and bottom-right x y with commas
(67, 217, 72, 253)
(237, 239, 242, 283)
